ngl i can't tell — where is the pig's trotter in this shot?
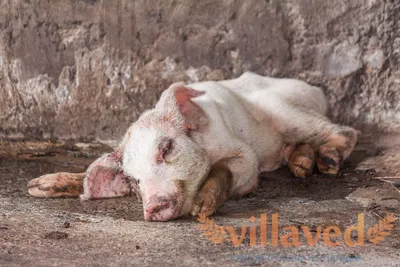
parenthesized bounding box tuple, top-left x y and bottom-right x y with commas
(191, 162, 233, 217)
(27, 172, 85, 198)
(288, 144, 315, 178)
(316, 127, 358, 175)
(316, 145, 341, 175)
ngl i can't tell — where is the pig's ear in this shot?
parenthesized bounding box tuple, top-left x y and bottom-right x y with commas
(80, 151, 131, 200)
(167, 83, 208, 131)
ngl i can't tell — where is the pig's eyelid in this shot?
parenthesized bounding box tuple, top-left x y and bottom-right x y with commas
(157, 138, 173, 162)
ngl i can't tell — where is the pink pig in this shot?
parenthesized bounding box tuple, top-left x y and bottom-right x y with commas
(28, 72, 358, 221)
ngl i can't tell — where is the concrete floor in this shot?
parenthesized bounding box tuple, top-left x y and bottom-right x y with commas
(1, 129, 399, 267)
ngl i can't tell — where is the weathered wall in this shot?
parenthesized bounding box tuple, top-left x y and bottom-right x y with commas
(0, 0, 399, 142)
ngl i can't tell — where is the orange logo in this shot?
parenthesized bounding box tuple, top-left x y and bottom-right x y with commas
(198, 213, 396, 247)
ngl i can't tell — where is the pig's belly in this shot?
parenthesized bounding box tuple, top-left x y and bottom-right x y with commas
(258, 143, 294, 172)
(243, 123, 286, 173)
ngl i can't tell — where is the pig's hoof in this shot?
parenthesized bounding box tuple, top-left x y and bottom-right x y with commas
(191, 162, 232, 217)
(191, 181, 228, 217)
(27, 173, 84, 198)
(315, 128, 359, 176)
(191, 187, 221, 217)
(319, 127, 358, 162)
(316, 145, 341, 176)
(288, 143, 315, 178)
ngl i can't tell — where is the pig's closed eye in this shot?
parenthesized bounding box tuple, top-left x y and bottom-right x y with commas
(157, 138, 180, 164)
(157, 138, 173, 164)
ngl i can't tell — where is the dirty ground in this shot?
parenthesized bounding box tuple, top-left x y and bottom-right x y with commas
(1, 127, 400, 267)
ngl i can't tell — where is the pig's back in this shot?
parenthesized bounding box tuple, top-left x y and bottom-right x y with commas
(217, 72, 327, 115)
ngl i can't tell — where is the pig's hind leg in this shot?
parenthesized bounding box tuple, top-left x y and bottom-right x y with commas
(273, 103, 358, 175)
(28, 151, 135, 199)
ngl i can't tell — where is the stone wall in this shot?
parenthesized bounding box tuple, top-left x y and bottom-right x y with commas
(0, 0, 399, 142)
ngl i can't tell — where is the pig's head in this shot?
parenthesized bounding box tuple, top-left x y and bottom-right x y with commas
(122, 83, 211, 221)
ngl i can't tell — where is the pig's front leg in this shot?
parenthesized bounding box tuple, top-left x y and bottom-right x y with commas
(225, 144, 260, 197)
(191, 162, 233, 216)
(28, 151, 135, 199)
(28, 172, 85, 197)
(191, 145, 259, 217)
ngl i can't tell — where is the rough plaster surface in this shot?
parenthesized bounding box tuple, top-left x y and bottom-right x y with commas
(0, 0, 400, 141)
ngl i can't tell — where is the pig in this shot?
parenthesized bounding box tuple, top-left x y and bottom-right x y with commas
(27, 72, 359, 221)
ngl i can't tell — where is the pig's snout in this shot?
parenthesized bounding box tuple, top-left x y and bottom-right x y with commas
(144, 196, 177, 222)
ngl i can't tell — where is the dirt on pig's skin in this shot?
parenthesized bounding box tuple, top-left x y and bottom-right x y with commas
(1, 139, 400, 266)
